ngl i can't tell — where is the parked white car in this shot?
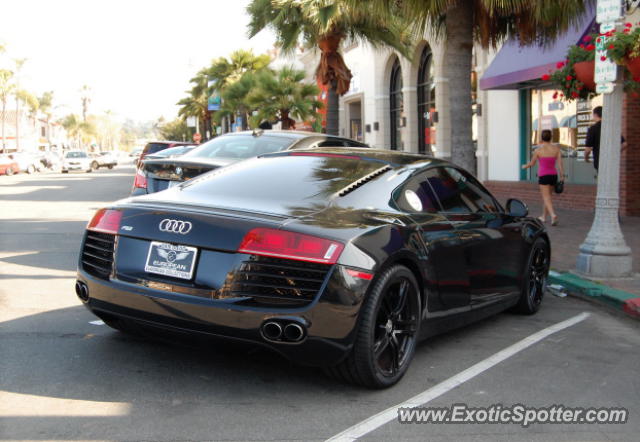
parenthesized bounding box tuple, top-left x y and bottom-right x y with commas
(9, 152, 44, 174)
(62, 151, 93, 173)
(95, 151, 118, 169)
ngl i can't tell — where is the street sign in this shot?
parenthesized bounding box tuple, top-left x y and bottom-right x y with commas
(186, 116, 197, 128)
(596, 0, 623, 23)
(595, 35, 617, 84)
(596, 83, 615, 93)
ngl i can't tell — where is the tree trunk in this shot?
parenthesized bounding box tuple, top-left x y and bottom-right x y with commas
(281, 109, 290, 130)
(1, 99, 5, 151)
(15, 96, 20, 150)
(326, 80, 339, 135)
(446, 2, 475, 174)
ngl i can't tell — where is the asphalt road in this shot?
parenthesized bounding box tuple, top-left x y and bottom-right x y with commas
(1, 165, 639, 441)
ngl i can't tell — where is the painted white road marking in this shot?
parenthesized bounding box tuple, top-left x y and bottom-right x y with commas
(326, 312, 591, 442)
(0, 391, 131, 417)
(89, 320, 105, 325)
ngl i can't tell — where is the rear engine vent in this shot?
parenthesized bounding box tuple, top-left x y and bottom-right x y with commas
(81, 231, 116, 280)
(337, 165, 392, 197)
(230, 256, 331, 305)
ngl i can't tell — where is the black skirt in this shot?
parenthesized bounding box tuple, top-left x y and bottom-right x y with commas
(538, 174, 558, 185)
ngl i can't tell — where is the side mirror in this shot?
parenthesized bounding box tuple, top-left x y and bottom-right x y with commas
(506, 198, 528, 217)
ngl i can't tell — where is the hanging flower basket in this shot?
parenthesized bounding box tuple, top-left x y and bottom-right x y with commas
(573, 60, 596, 91)
(625, 56, 640, 78)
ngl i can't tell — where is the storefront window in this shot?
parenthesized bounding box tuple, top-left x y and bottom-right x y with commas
(417, 46, 436, 155)
(529, 89, 602, 185)
(390, 58, 403, 151)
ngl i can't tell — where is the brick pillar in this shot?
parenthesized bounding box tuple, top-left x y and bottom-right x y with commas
(620, 94, 640, 216)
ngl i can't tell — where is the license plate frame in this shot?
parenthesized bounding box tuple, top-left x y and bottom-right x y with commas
(144, 241, 198, 280)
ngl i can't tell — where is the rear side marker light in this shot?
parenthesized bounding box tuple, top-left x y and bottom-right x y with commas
(346, 269, 374, 280)
(87, 209, 122, 234)
(238, 228, 344, 265)
(133, 168, 147, 189)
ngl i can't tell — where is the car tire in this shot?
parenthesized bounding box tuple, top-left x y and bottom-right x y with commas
(27, 164, 35, 174)
(91, 161, 99, 171)
(326, 265, 421, 388)
(62, 170, 69, 174)
(107, 165, 114, 169)
(514, 237, 549, 315)
(5, 167, 14, 176)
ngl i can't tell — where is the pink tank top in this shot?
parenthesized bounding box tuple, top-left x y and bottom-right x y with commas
(538, 156, 557, 176)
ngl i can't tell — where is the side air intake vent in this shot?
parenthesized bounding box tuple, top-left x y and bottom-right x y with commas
(337, 165, 392, 197)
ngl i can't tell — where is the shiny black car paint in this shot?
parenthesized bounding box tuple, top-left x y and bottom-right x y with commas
(79, 148, 548, 368)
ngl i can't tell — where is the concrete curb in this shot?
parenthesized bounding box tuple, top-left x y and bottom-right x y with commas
(548, 271, 640, 320)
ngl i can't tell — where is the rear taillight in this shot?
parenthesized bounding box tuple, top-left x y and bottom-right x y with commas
(133, 168, 147, 189)
(238, 228, 344, 264)
(87, 209, 122, 234)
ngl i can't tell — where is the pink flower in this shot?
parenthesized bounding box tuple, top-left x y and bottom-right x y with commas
(541, 74, 551, 81)
(556, 61, 565, 69)
(583, 35, 592, 42)
(571, 92, 579, 98)
(609, 44, 616, 50)
(553, 92, 559, 99)
(624, 29, 630, 34)
(566, 75, 573, 81)
(625, 22, 632, 28)
(586, 44, 596, 51)
(601, 56, 607, 61)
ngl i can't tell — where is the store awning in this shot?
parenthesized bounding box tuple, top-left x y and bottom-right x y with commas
(480, 10, 596, 90)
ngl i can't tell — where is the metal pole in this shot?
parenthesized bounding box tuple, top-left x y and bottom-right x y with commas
(576, 70, 632, 277)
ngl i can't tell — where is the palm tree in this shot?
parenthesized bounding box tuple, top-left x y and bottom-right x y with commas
(0, 69, 15, 152)
(361, 0, 591, 173)
(247, 0, 414, 136)
(60, 114, 95, 149)
(214, 72, 258, 131)
(38, 91, 54, 147)
(247, 66, 322, 129)
(207, 50, 271, 133)
(13, 58, 26, 150)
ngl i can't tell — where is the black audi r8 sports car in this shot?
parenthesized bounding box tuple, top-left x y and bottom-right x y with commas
(132, 130, 368, 195)
(77, 148, 550, 388)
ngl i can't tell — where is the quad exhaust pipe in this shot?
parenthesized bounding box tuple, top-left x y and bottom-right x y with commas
(75, 281, 89, 302)
(262, 320, 306, 343)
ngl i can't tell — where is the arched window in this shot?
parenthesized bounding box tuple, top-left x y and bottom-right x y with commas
(389, 58, 403, 150)
(417, 45, 436, 155)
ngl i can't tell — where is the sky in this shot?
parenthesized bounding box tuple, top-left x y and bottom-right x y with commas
(1, 0, 276, 123)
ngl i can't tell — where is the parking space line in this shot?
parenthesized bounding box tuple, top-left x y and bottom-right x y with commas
(326, 312, 591, 442)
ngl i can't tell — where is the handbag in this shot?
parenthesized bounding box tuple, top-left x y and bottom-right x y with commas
(554, 180, 564, 194)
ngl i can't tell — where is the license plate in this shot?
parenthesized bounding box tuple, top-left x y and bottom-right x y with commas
(144, 242, 198, 280)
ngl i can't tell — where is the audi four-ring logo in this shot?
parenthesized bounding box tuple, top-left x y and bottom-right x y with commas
(159, 219, 193, 234)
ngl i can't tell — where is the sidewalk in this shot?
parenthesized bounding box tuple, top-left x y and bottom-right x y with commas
(527, 204, 640, 318)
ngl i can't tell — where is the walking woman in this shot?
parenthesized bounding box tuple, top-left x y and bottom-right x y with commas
(522, 129, 564, 226)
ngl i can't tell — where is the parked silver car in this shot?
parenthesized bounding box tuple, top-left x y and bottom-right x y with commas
(62, 151, 93, 173)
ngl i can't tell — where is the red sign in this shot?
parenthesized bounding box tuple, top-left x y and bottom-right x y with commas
(193, 132, 202, 143)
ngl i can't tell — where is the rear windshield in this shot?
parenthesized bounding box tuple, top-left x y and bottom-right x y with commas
(184, 135, 294, 161)
(143, 143, 172, 155)
(65, 152, 86, 158)
(178, 155, 387, 215)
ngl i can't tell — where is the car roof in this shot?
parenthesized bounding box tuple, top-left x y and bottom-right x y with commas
(261, 147, 449, 168)
(218, 130, 350, 140)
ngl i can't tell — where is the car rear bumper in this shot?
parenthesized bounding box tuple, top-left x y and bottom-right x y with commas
(76, 266, 370, 367)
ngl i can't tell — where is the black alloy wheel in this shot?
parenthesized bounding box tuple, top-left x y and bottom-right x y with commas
(326, 265, 421, 388)
(514, 237, 549, 314)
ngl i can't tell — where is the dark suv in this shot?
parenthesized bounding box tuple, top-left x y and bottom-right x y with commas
(137, 141, 194, 167)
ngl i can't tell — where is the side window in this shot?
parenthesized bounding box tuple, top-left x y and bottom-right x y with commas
(317, 139, 347, 147)
(441, 167, 499, 213)
(395, 170, 442, 214)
